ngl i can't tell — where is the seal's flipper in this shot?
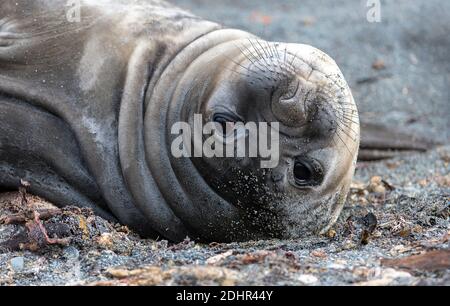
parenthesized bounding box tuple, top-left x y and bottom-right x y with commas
(359, 122, 437, 161)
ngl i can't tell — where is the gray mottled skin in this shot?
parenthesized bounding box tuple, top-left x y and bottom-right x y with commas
(0, 0, 382, 242)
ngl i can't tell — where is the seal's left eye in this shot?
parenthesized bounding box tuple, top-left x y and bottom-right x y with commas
(213, 114, 238, 137)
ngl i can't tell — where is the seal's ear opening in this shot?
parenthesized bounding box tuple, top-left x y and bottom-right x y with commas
(359, 122, 439, 161)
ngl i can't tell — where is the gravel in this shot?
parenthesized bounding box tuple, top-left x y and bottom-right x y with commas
(10, 257, 24, 272)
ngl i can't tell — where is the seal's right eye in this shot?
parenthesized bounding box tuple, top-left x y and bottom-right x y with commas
(293, 157, 324, 187)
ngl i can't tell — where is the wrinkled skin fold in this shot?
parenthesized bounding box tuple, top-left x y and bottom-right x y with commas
(0, 0, 429, 241)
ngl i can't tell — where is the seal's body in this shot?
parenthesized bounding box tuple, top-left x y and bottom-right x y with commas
(0, 0, 361, 241)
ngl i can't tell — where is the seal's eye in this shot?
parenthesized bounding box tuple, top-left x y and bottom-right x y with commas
(294, 162, 312, 184)
(213, 114, 238, 137)
(293, 158, 324, 187)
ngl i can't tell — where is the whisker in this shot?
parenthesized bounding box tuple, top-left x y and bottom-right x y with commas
(238, 43, 266, 71)
(222, 53, 260, 75)
(334, 129, 353, 155)
(335, 121, 359, 139)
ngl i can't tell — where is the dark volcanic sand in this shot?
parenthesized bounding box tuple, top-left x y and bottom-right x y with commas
(0, 0, 449, 285)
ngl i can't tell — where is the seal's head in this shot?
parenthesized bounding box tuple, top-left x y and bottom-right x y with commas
(146, 34, 359, 241)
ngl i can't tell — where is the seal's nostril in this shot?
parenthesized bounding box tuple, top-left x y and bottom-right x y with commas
(271, 96, 307, 127)
(280, 80, 299, 100)
(270, 79, 314, 128)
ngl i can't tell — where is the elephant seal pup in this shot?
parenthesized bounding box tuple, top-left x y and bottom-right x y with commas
(0, 0, 359, 241)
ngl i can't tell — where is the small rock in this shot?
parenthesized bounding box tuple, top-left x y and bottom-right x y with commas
(360, 230, 371, 245)
(362, 213, 378, 232)
(372, 59, 386, 70)
(342, 239, 357, 250)
(411, 225, 423, 234)
(63, 246, 80, 260)
(368, 176, 386, 194)
(206, 250, 233, 265)
(239, 251, 272, 264)
(353, 267, 372, 279)
(397, 228, 411, 238)
(285, 251, 296, 260)
(10, 257, 25, 272)
(418, 179, 428, 187)
(368, 176, 395, 196)
(326, 229, 337, 239)
(20, 180, 31, 187)
(386, 160, 401, 169)
(97, 233, 114, 249)
(438, 149, 450, 163)
(297, 274, 318, 285)
(327, 262, 346, 270)
(311, 250, 327, 258)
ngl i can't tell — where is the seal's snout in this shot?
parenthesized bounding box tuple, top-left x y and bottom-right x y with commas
(231, 40, 352, 135)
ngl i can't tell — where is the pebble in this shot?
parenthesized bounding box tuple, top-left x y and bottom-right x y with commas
(327, 262, 347, 270)
(10, 257, 25, 272)
(372, 59, 386, 70)
(368, 176, 386, 194)
(206, 250, 233, 265)
(297, 274, 318, 285)
(97, 233, 114, 249)
(63, 246, 80, 260)
(311, 250, 327, 258)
